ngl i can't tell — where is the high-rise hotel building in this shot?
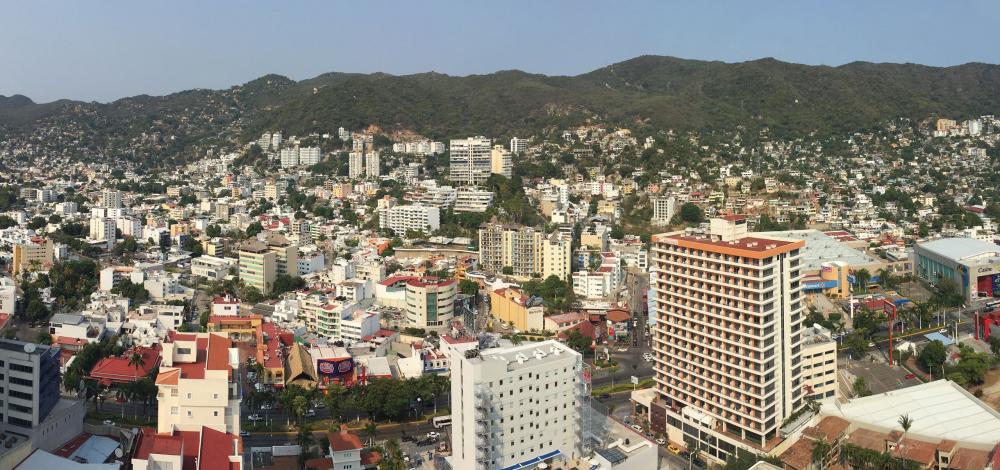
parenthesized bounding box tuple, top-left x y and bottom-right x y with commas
(648, 216, 809, 461)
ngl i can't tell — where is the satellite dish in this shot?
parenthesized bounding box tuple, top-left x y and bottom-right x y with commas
(23, 343, 36, 353)
(115, 448, 124, 458)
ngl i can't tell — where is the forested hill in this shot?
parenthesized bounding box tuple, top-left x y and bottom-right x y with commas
(3, 55, 1000, 151)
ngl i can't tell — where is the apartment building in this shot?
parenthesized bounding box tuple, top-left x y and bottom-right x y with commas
(0, 339, 84, 454)
(365, 152, 381, 177)
(349, 152, 365, 179)
(491, 145, 512, 179)
(648, 216, 807, 461)
(652, 196, 676, 226)
(0, 340, 60, 431)
(12, 237, 54, 274)
(478, 223, 571, 280)
(450, 136, 493, 185)
(454, 187, 495, 213)
(381, 204, 441, 235)
(800, 324, 838, 400)
(156, 332, 241, 435)
(265, 233, 298, 277)
(451, 340, 584, 470)
(510, 137, 528, 153)
(239, 241, 277, 294)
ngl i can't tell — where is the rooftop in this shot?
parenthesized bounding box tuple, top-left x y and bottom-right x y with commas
(655, 233, 804, 259)
(822, 379, 1000, 446)
(918, 237, 1000, 262)
(757, 229, 878, 271)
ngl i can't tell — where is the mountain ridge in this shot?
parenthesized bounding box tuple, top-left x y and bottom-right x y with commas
(3, 55, 1000, 153)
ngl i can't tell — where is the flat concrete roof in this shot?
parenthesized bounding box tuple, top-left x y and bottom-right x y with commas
(757, 229, 878, 272)
(821, 380, 1000, 447)
(918, 238, 1000, 263)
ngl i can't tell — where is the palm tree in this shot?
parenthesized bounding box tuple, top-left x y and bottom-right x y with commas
(855, 268, 871, 293)
(296, 421, 314, 449)
(380, 438, 405, 470)
(292, 395, 309, 424)
(363, 421, 378, 446)
(127, 350, 146, 374)
(811, 438, 831, 469)
(896, 414, 914, 461)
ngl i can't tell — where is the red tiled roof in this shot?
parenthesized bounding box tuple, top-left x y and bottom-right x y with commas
(328, 426, 363, 452)
(302, 458, 333, 470)
(90, 346, 162, 385)
(606, 309, 630, 322)
(361, 450, 382, 465)
(200, 426, 242, 470)
(132, 428, 183, 461)
(441, 335, 475, 344)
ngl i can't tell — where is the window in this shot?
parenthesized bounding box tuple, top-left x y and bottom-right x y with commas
(9, 364, 32, 374)
(187, 411, 192, 417)
(171, 407, 178, 415)
(177, 348, 192, 355)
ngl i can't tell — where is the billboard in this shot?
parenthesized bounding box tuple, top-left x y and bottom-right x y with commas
(317, 357, 354, 378)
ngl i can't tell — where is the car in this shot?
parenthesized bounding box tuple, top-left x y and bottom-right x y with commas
(867, 342, 875, 348)
(656, 437, 667, 445)
(247, 414, 263, 422)
(617, 347, 628, 352)
(239, 430, 250, 437)
(939, 328, 948, 334)
(667, 444, 681, 454)
(304, 409, 317, 417)
(260, 403, 272, 410)
(630, 424, 643, 432)
(905, 373, 916, 379)
(102, 420, 114, 426)
(426, 431, 440, 439)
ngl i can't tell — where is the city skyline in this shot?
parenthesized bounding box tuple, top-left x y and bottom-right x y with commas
(4, 0, 1000, 102)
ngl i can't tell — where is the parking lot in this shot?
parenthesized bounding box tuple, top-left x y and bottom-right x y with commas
(840, 358, 920, 395)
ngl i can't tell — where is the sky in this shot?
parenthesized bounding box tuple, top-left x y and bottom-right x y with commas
(4, 0, 1000, 103)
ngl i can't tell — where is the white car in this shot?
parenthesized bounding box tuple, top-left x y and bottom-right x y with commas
(630, 424, 643, 432)
(939, 328, 948, 334)
(656, 437, 667, 445)
(248, 414, 263, 422)
(426, 431, 440, 439)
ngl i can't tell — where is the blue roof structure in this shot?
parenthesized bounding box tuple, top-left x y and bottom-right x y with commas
(923, 332, 955, 346)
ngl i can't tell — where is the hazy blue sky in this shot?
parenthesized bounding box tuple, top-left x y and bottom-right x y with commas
(4, 1, 1000, 102)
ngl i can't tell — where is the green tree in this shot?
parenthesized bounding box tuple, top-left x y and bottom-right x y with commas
(918, 340, 947, 377)
(459, 279, 479, 296)
(852, 377, 871, 398)
(678, 202, 703, 224)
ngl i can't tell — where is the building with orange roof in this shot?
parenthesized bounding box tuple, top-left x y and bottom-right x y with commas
(206, 314, 263, 343)
(301, 425, 381, 470)
(131, 425, 243, 470)
(155, 332, 240, 436)
(648, 217, 809, 461)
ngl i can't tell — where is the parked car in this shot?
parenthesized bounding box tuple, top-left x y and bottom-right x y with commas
(905, 373, 916, 379)
(103, 420, 114, 426)
(248, 414, 263, 422)
(304, 409, 316, 417)
(426, 431, 440, 439)
(656, 437, 667, 445)
(667, 444, 681, 455)
(630, 424, 643, 432)
(939, 328, 948, 334)
(239, 430, 250, 437)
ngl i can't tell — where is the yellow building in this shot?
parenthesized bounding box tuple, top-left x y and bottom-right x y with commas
(12, 237, 54, 274)
(238, 241, 276, 294)
(265, 233, 298, 276)
(478, 223, 571, 280)
(489, 287, 545, 332)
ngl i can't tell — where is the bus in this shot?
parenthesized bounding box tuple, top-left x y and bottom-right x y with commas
(432, 415, 452, 428)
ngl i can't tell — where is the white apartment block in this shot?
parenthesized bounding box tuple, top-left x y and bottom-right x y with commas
(382, 204, 440, 236)
(800, 324, 838, 400)
(572, 271, 612, 299)
(652, 196, 676, 225)
(454, 188, 495, 213)
(392, 140, 446, 155)
(157, 332, 241, 435)
(365, 152, 381, 177)
(349, 152, 364, 179)
(648, 216, 807, 460)
(510, 137, 528, 153)
(101, 189, 123, 209)
(450, 137, 493, 185)
(451, 340, 584, 470)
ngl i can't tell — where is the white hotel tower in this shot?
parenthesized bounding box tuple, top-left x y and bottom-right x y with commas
(450, 340, 584, 470)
